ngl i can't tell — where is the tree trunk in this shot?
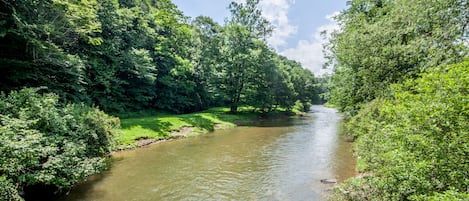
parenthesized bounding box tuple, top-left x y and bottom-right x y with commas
(230, 103, 238, 113)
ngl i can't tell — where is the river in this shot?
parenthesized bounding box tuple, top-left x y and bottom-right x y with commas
(60, 105, 356, 201)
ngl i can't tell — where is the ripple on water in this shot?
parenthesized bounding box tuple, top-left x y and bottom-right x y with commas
(60, 106, 356, 201)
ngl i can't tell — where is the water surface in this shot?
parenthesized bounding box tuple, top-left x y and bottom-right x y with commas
(61, 105, 356, 201)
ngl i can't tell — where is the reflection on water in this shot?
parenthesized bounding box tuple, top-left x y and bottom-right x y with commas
(60, 105, 356, 201)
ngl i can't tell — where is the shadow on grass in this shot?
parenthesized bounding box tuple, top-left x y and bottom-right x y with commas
(205, 109, 259, 125)
(119, 107, 297, 139)
(120, 118, 173, 137)
(180, 115, 216, 131)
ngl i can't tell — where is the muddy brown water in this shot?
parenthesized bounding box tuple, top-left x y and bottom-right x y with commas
(59, 105, 356, 201)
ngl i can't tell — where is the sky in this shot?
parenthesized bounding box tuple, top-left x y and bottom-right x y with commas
(172, 0, 348, 76)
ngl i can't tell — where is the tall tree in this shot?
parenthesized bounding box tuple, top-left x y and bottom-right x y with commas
(79, 0, 159, 112)
(243, 42, 277, 111)
(222, 0, 272, 113)
(191, 16, 225, 109)
(152, 0, 198, 113)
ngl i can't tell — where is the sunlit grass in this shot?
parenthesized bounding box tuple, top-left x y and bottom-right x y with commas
(116, 107, 259, 147)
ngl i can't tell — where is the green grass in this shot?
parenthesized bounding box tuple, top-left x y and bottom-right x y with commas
(115, 107, 261, 147)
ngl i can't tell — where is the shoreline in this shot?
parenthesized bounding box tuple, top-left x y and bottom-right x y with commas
(112, 124, 230, 153)
(111, 108, 304, 153)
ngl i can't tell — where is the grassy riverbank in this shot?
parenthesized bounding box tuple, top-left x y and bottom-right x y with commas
(115, 107, 296, 149)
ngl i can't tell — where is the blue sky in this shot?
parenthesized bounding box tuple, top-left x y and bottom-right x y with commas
(172, 0, 348, 76)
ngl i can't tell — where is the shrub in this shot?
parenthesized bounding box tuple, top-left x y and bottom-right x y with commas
(0, 176, 22, 201)
(411, 189, 469, 201)
(335, 60, 469, 200)
(342, 98, 384, 140)
(0, 88, 119, 199)
(293, 100, 312, 113)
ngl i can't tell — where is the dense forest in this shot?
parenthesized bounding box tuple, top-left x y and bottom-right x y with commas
(327, 0, 468, 200)
(0, 0, 320, 114)
(0, 0, 322, 200)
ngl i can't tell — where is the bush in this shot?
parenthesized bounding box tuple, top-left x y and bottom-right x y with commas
(293, 100, 312, 113)
(342, 98, 384, 140)
(0, 176, 22, 201)
(411, 189, 469, 201)
(335, 60, 469, 200)
(0, 88, 119, 199)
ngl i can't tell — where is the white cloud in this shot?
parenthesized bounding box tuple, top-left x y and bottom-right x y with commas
(259, 0, 297, 49)
(281, 11, 340, 76)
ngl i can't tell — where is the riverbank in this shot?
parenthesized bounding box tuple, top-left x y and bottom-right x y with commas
(114, 107, 299, 150)
(329, 61, 469, 200)
(61, 106, 355, 201)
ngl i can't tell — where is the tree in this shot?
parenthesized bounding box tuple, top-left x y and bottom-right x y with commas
(0, 0, 320, 115)
(83, 0, 159, 112)
(286, 60, 317, 111)
(222, 0, 272, 113)
(0, 0, 103, 103)
(151, 0, 200, 113)
(243, 42, 277, 111)
(191, 16, 225, 109)
(327, 0, 468, 116)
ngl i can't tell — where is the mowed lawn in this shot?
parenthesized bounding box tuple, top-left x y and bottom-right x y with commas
(116, 107, 259, 146)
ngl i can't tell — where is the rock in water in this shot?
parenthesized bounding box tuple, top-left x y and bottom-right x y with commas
(320, 179, 337, 184)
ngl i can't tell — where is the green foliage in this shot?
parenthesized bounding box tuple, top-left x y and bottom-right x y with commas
(0, 88, 119, 199)
(290, 63, 317, 111)
(327, 0, 468, 116)
(222, 0, 273, 113)
(0, 0, 320, 115)
(411, 190, 469, 201)
(292, 100, 306, 113)
(151, 0, 201, 113)
(0, 176, 23, 201)
(0, 0, 103, 102)
(190, 16, 225, 109)
(329, 1, 468, 199)
(335, 60, 469, 200)
(342, 98, 383, 139)
(331, 176, 383, 201)
(312, 75, 330, 104)
(83, 0, 161, 112)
